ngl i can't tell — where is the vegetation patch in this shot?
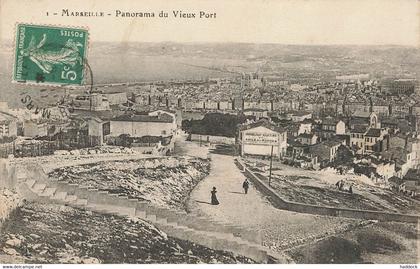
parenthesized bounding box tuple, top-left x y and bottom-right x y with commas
(356, 231, 404, 254)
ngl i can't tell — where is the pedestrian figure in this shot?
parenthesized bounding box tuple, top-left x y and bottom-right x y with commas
(335, 180, 340, 189)
(243, 179, 250, 194)
(339, 180, 344, 191)
(348, 185, 353, 194)
(211, 187, 219, 205)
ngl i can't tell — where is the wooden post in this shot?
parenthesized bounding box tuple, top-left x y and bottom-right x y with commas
(269, 145, 274, 187)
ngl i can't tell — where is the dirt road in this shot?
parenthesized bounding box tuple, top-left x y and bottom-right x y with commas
(187, 152, 361, 252)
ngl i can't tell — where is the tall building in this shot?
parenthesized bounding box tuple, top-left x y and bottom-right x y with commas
(240, 72, 265, 89)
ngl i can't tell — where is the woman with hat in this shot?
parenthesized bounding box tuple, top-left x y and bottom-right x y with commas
(211, 186, 219, 205)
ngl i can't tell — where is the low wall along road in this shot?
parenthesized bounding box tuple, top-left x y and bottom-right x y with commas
(235, 158, 420, 224)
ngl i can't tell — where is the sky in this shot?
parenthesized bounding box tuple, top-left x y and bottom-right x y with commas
(0, 0, 419, 46)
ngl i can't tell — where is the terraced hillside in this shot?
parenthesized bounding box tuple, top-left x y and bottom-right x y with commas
(49, 157, 210, 209)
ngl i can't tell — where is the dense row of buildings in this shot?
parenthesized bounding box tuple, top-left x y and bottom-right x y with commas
(1, 74, 419, 195)
(0, 97, 179, 156)
(237, 108, 420, 196)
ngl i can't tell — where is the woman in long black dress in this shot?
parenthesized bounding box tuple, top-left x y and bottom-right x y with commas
(211, 186, 219, 205)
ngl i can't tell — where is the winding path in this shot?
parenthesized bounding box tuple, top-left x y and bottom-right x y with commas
(187, 148, 361, 251)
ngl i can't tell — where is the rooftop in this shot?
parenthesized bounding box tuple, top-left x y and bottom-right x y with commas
(322, 139, 343, 148)
(0, 111, 18, 122)
(243, 108, 268, 112)
(111, 113, 173, 123)
(351, 111, 372, 118)
(350, 125, 368, 134)
(321, 117, 342, 126)
(349, 117, 370, 126)
(365, 128, 382, 137)
(297, 133, 316, 139)
(240, 120, 286, 134)
(290, 110, 312, 117)
(404, 169, 420, 182)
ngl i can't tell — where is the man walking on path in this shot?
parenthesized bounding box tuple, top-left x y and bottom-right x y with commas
(243, 178, 250, 194)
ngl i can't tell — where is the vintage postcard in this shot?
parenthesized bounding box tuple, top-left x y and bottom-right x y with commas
(0, 0, 419, 267)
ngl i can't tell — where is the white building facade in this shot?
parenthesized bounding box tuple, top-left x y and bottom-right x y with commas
(239, 123, 287, 158)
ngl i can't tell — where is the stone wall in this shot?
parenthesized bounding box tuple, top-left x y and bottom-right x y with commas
(0, 159, 17, 190)
(235, 158, 420, 223)
(0, 159, 22, 229)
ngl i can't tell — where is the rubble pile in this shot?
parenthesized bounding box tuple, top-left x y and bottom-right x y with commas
(269, 176, 386, 210)
(286, 221, 418, 264)
(261, 217, 368, 253)
(0, 202, 253, 264)
(266, 174, 419, 213)
(49, 157, 210, 209)
(11, 147, 142, 173)
(54, 146, 135, 156)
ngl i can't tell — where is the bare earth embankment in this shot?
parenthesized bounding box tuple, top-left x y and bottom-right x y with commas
(0, 202, 254, 264)
(48, 157, 210, 209)
(287, 221, 418, 264)
(245, 159, 420, 214)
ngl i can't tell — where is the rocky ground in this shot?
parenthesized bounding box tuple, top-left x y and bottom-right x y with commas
(49, 157, 210, 209)
(0, 202, 254, 264)
(287, 221, 418, 264)
(246, 159, 420, 214)
(253, 172, 388, 211)
(267, 173, 418, 213)
(0, 188, 21, 227)
(11, 150, 147, 174)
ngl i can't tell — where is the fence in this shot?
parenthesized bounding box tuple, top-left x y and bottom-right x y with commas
(235, 158, 420, 223)
(189, 134, 236, 145)
(0, 141, 56, 158)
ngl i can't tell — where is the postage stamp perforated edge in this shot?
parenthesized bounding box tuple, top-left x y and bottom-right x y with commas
(11, 22, 91, 89)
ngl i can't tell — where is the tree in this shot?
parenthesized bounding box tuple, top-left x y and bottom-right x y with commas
(334, 145, 354, 167)
(118, 134, 132, 147)
(182, 113, 249, 137)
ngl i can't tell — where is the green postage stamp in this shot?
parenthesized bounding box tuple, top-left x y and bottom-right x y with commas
(14, 24, 88, 86)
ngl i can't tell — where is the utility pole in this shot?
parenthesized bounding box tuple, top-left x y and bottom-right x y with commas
(268, 145, 273, 187)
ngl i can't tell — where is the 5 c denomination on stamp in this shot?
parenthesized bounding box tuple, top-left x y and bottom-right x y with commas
(14, 24, 88, 86)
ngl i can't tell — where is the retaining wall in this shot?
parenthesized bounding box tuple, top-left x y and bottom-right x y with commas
(189, 134, 236, 145)
(236, 158, 420, 223)
(0, 159, 18, 190)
